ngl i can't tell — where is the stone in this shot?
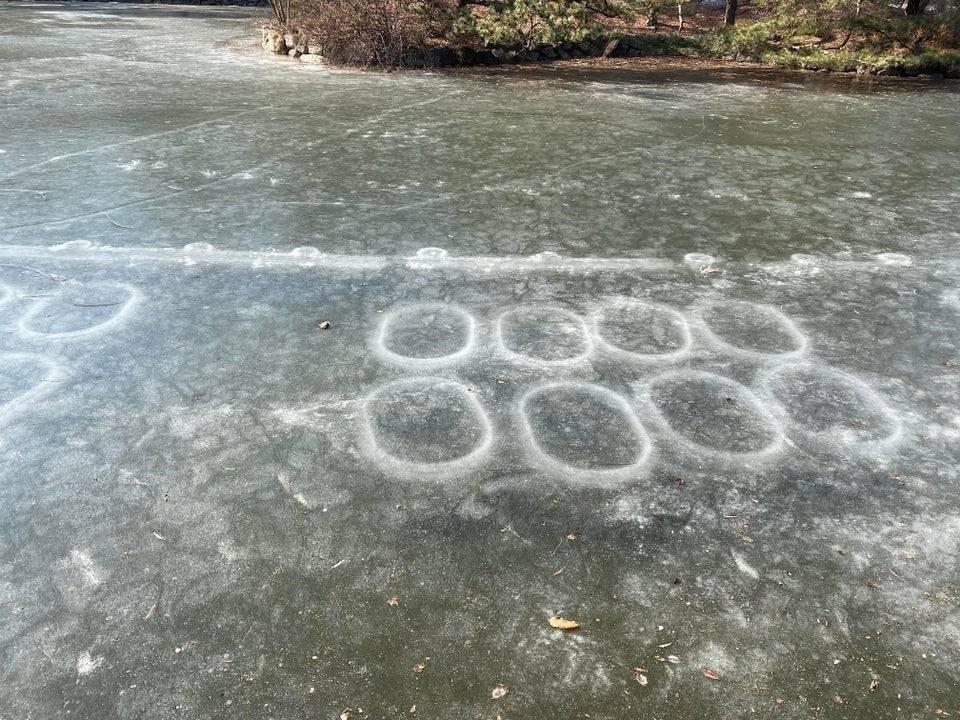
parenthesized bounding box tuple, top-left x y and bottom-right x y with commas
(261, 28, 287, 55)
(299, 53, 325, 64)
(288, 48, 301, 58)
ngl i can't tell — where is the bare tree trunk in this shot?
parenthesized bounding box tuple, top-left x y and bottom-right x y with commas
(724, 0, 738, 27)
(677, 3, 684, 34)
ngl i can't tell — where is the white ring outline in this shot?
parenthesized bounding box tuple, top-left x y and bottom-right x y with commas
(358, 376, 493, 482)
(0, 353, 68, 425)
(17, 282, 142, 340)
(756, 362, 904, 456)
(516, 381, 653, 487)
(638, 369, 786, 465)
(589, 297, 692, 363)
(494, 305, 593, 367)
(372, 303, 478, 371)
(690, 300, 809, 361)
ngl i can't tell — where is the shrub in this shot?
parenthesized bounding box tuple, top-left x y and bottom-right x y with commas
(453, 0, 611, 51)
(293, 0, 458, 67)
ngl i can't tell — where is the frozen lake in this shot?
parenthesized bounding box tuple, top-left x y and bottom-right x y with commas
(1, 3, 959, 718)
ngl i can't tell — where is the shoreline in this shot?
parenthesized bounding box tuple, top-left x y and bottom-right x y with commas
(444, 54, 960, 83)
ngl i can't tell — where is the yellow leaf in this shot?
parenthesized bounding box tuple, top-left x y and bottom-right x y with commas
(548, 615, 580, 631)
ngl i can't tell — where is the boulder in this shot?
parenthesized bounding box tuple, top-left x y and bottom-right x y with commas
(260, 28, 287, 55)
(299, 53, 326, 64)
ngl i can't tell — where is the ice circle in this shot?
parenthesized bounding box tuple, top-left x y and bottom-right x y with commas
(373, 303, 477, 370)
(758, 362, 903, 455)
(17, 282, 142, 339)
(517, 381, 652, 486)
(495, 305, 592, 366)
(590, 297, 692, 363)
(359, 377, 493, 481)
(640, 370, 785, 464)
(692, 300, 808, 361)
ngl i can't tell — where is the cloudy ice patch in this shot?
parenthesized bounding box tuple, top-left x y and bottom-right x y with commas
(67, 548, 102, 587)
(77, 652, 104, 676)
(684, 252, 715, 267)
(875, 252, 912, 266)
(117, 159, 141, 172)
(730, 550, 759, 579)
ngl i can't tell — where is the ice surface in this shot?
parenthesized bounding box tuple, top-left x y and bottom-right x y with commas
(1, 3, 959, 719)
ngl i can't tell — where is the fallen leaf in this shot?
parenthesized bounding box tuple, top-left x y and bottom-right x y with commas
(548, 615, 580, 631)
(701, 667, 721, 681)
(409, 705, 416, 715)
(631, 668, 648, 686)
(869, 678, 880, 691)
(387, 596, 399, 606)
(666, 655, 681, 664)
(834, 696, 843, 704)
(491, 683, 508, 699)
(318, 320, 332, 330)
(340, 709, 352, 720)
(413, 662, 426, 673)
(566, 533, 576, 541)
(657, 642, 672, 648)
(701, 264, 721, 275)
